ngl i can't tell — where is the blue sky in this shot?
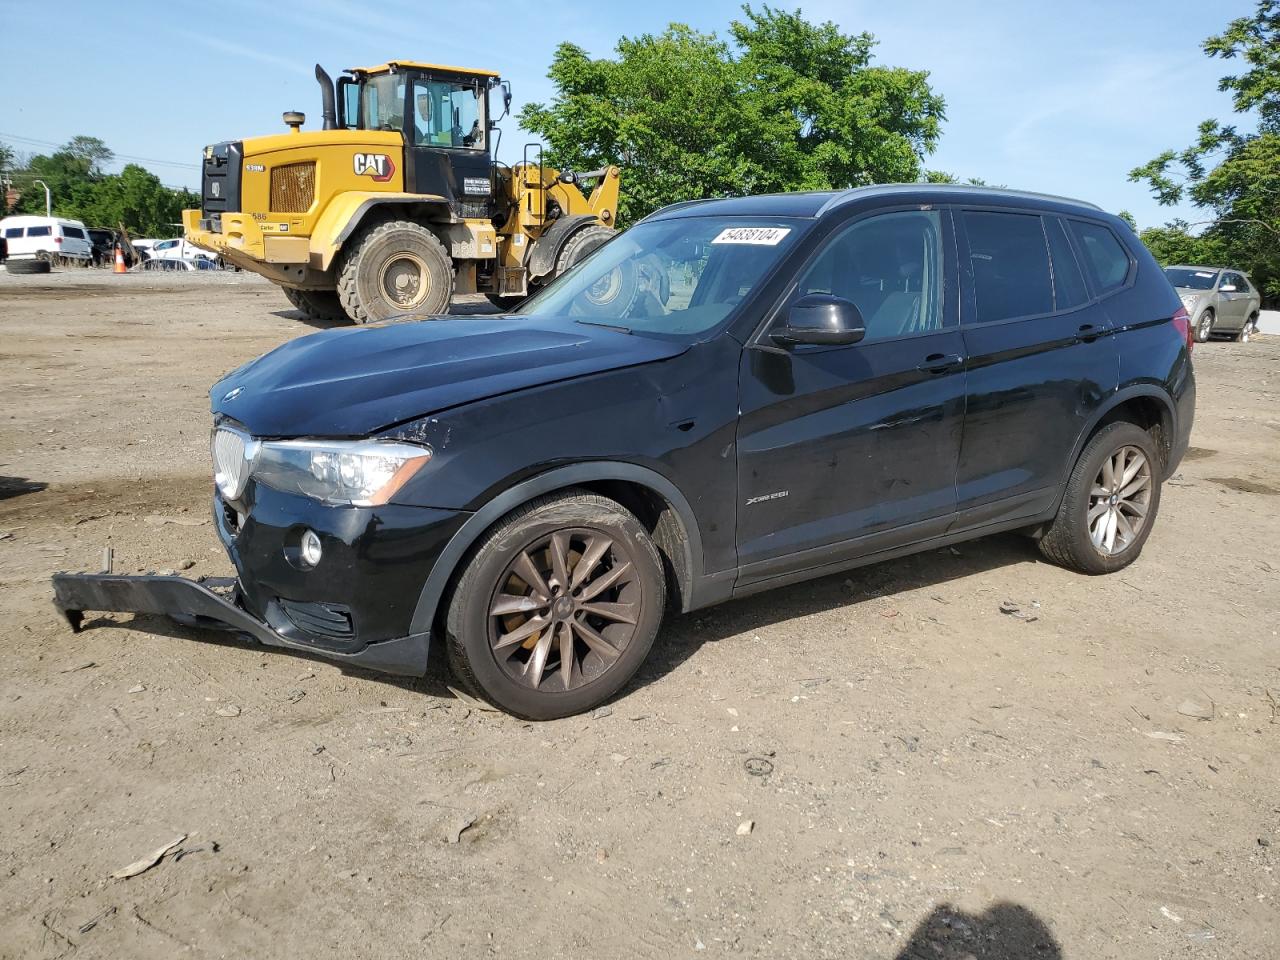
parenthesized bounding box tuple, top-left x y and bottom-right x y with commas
(0, 0, 1253, 228)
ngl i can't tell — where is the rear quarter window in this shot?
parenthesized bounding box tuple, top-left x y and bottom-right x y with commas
(62, 227, 86, 239)
(27, 226, 52, 237)
(1067, 220, 1131, 294)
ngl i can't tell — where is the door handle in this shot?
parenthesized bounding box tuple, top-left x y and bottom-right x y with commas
(1074, 323, 1103, 343)
(916, 353, 964, 374)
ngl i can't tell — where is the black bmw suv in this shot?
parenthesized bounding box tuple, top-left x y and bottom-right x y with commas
(55, 185, 1195, 719)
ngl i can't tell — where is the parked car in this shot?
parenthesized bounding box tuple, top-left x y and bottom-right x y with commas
(0, 215, 93, 268)
(54, 184, 1196, 719)
(1164, 265, 1262, 343)
(148, 237, 218, 267)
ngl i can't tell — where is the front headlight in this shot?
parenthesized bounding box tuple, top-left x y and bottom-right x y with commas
(1180, 294, 1199, 307)
(252, 439, 432, 506)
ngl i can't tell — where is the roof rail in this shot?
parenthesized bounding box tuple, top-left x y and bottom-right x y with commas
(815, 183, 1105, 217)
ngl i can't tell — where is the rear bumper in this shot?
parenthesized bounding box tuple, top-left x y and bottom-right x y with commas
(51, 572, 430, 676)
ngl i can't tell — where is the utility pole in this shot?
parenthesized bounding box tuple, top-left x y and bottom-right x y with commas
(33, 178, 51, 217)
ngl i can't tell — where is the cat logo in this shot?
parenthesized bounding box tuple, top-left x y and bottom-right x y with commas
(353, 153, 396, 183)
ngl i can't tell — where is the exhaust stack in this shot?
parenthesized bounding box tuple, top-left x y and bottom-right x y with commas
(315, 64, 337, 131)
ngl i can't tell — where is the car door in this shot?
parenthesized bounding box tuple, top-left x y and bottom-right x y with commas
(1218, 271, 1249, 330)
(953, 210, 1119, 526)
(735, 207, 966, 584)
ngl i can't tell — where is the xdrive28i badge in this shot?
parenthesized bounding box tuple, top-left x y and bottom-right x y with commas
(353, 153, 396, 182)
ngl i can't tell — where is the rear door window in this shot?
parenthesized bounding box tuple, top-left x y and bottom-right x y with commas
(962, 211, 1053, 323)
(3, 228, 22, 238)
(1067, 220, 1131, 294)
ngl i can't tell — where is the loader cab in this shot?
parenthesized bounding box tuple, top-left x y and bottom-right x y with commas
(340, 61, 502, 219)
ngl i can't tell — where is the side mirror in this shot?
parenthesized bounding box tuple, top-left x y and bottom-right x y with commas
(772, 294, 866, 346)
(1219, 284, 1237, 293)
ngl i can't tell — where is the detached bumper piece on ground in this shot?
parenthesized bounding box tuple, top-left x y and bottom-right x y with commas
(50, 572, 428, 676)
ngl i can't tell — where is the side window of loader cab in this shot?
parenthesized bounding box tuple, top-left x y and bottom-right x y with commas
(412, 79, 485, 149)
(795, 209, 946, 343)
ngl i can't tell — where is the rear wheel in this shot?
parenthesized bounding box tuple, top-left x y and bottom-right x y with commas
(484, 294, 526, 312)
(1194, 309, 1215, 342)
(1237, 313, 1258, 343)
(444, 490, 665, 720)
(1038, 422, 1161, 574)
(337, 220, 453, 324)
(281, 286, 348, 324)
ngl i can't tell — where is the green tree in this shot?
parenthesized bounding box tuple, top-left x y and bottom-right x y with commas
(1130, 1, 1280, 302)
(7, 137, 197, 235)
(521, 4, 945, 224)
(0, 140, 14, 215)
(1116, 210, 1138, 231)
(1138, 221, 1228, 267)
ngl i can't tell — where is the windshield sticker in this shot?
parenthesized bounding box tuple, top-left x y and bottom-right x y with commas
(711, 227, 792, 246)
(1194, 271, 1215, 277)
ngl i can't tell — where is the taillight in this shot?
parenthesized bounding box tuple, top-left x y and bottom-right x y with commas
(54, 236, 62, 244)
(1171, 306, 1192, 354)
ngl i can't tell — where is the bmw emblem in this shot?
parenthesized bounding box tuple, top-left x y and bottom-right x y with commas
(222, 386, 244, 403)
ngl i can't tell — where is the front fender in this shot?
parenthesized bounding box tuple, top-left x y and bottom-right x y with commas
(311, 192, 452, 271)
(407, 461, 709, 635)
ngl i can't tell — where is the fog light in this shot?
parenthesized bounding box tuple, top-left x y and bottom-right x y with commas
(300, 529, 323, 568)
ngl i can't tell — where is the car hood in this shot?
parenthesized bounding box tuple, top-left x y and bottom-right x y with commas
(211, 316, 687, 437)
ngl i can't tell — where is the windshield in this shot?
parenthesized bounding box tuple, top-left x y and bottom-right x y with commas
(517, 217, 806, 337)
(1165, 267, 1219, 290)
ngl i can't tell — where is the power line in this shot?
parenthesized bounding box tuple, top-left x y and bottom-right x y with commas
(0, 131, 200, 170)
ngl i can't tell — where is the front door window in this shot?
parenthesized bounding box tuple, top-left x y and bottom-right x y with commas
(411, 78, 486, 150)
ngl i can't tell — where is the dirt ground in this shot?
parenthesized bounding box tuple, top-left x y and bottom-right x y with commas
(1, 269, 1277, 960)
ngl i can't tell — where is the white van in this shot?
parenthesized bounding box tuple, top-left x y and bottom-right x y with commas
(0, 215, 94, 263)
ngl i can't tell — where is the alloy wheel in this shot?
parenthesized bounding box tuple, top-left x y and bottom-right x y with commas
(487, 528, 642, 691)
(1087, 445, 1152, 556)
(1197, 314, 1213, 341)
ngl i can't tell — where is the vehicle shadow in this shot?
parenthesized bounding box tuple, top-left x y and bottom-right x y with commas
(636, 532, 1042, 689)
(67, 532, 1041, 710)
(0, 476, 48, 501)
(894, 902, 1062, 959)
(273, 296, 502, 330)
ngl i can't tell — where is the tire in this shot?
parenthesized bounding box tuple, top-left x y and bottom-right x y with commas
(484, 293, 526, 312)
(4, 259, 52, 275)
(1194, 309, 1214, 343)
(282, 286, 349, 324)
(1038, 422, 1162, 574)
(553, 224, 615, 277)
(337, 219, 453, 324)
(444, 490, 666, 720)
(1237, 314, 1258, 343)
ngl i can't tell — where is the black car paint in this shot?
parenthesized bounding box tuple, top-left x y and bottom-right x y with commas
(61, 185, 1194, 678)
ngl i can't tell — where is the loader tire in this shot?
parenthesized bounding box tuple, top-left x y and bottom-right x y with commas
(337, 220, 453, 324)
(5, 259, 52, 275)
(553, 224, 615, 278)
(282, 286, 349, 324)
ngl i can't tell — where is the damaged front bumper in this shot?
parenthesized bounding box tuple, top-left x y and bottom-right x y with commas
(50, 572, 430, 676)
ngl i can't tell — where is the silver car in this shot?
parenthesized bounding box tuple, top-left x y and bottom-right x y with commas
(1165, 265, 1263, 343)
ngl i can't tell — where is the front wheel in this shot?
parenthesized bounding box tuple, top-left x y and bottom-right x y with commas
(1038, 422, 1162, 574)
(337, 220, 454, 323)
(1194, 309, 1215, 343)
(282, 286, 349, 324)
(444, 491, 666, 720)
(1237, 314, 1258, 343)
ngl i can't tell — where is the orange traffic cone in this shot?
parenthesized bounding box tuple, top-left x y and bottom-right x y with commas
(113, 245, 127, 274)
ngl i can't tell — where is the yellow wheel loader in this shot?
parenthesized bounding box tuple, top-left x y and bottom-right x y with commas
(183, 62, 620, 323)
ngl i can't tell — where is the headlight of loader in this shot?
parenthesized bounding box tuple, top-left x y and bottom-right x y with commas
(251, 439, 432, 506)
